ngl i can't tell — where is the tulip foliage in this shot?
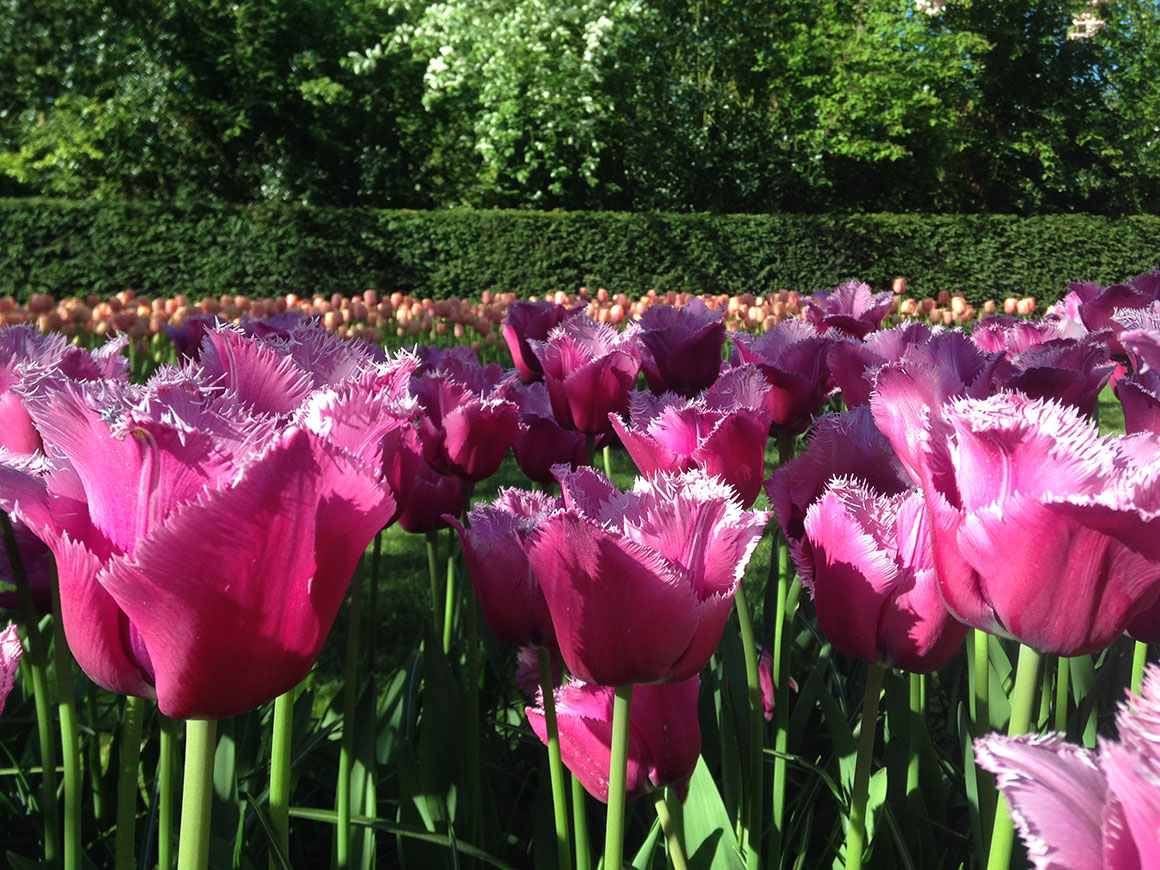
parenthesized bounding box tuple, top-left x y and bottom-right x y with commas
(0, 273, 1159, 870)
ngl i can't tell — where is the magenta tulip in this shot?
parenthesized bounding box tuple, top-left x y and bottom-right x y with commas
(0, 512, 53, 614)
(1117, 304, 1160, 373)
(1119, 369, 1160, 436)
(803, 481, 967, 672)
(0, 622, 19, 717)
(1068, 271, 1160, 356)
(503, 300, 586, 382)
(503, 380, 587, 485)
(531, 316, 642, 434)
(527, 676, 701, 803)
(994, 334, 1113, 418)
(828, 321, 937, 408)
(447, 489, 560, 648)
(1, 368, 396, 720)
(804, 280, 895, 339)
(526, 466, 768, 686)
(610, 384, 770, 507)
(730, 319, 834, 434)
(412, 371, 520, 482)
(637, 297, 726, 396)
(872, 380, 1160, 656)
(975, 663, 1160, 870)
(395, 451, 465, 535)
(766, 406, 911, 585)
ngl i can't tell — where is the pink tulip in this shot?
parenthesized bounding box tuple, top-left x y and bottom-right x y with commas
(872, 380, 1160, 656)
(531, 316, 642, 434)
(804, 280, 895, 339)
(0, 622, 20, 717)
(0, 512, 53, 614)
(610, 382, 770, 507)
(803, 482, 967, 672)
(1, 367, 396, 720)
(730, 319, 834, 434)
(527, 466, 768, 686)
(412, 372, 520, 482)
(526, 676, 701, 803)
(447, 489, 560, 648)
(975, 663, 1160, 870)
(828, 321, 936, 408)
(502, 300, 587, 381)
(1067, 271, 1160, 356)
(637, 297, 726, 396)
(766, 407, 911, 585)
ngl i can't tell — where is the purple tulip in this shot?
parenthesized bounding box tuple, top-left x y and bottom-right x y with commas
(1, 365, 396, 720)
(412, 372, 520, 482)
(393, 436, 465, 534)
(730, 319, 834, 435)
(803, 481, 967, 672)
(0, 512, 53, 614)
(503, 300, 587, 382)
(975, 663, 1160, 870)
(766, 406, 911, 585)
(503, 380, 588, 485)
(1067, 271, 1160, 356)
(804, 280, 895, 339)
(610, 385, 770, 508)
(0, 622, 19, 717)
(447, 489, 560, 648)
(1117, 304, 1160, 374)
(526, 676, 701, 803)
(531, 316, 642, 435)
(872, 380, 1160, 656)
(637, 297, 726, 397)
(526, 466, 768, 686)
(1119, 370, 1160, 436)
(828, 321, 937, 407)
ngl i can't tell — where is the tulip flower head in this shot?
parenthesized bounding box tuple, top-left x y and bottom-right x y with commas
(0, 622, 20, 717)
(503, 380, 588, 485)
(527, 676, 702, 803)
(802, 481, 968, 672)
(1068, 271, 1160, 356)
(610, 385, 770, 507)
(804, 280, 895, 339)
(527, 466, 768, 686)
(872, 380, 1160, 656)
(637, 297, 726, 396)
(411, 370, 520, 482)
(531, 316, 642, 434)
(447, 488, 561, 648)
(730, 319, 835, 435)
(503, 299, 587, 382)
(828, 321, 938, 408)
(0, 362, 396, 720)
(975, 663, 1160, 870)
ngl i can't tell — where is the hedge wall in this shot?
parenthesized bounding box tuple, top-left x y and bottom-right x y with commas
(3, 199, 1159, 306)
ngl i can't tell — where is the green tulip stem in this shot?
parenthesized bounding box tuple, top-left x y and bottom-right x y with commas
(177, 718, 218, 870)
(0, 510, 59, 865)
(845, 663, 885, 870)
(768, 536, 800, 868)
(116, 694, 146, 870)
(538, 648, 573, 870)
(907, 672, 923, 800)
(986, 644, 1043, 870)
(335, 564, 365, 870)
(585, 433, 597, 469)
(442, 526, 456, 655)
(158, 715, 178, 870)
(654, 790, 690, 870)
(1054, 656, 1070, 733)
(604, 685, 634, 870)
(425, 531, 443, 641)
(48, 562, 82, 870)
(1132, 641, 1148, 695)
(366, 529, 382, 674)
(972, 629, 990, 736)
(602, 444, 613, 479)
(87, 689, 105, 824)
(572, 774, 590, 870)
(734, 584, 764, 870)
(269, 690, 294, 869)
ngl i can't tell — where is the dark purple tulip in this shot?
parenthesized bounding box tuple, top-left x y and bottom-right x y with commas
(390, 427, 465, 534)
(804, 280, 895, 339)
(527, 676, 701, 803)
(447, 489, 560, 648)
(163, 313, 227, 360)
(0, 512, 53, 614)
(637, 297, 726, 397)
(1068, 271, 1160, 356)
(872, 379, 1160, 656)
(803, 481, 967, 673)
(1119, 370, 1160, 435)
(412, 373, 520, 482)
(610, 386, 770, 508)
(998, 335, 1114, 418)
(1117, 304, 1160, 374)
(503, 300, 586, 382)
(532, 317, 642, 435)
(730, 319, 834, 435)
(503, 380, 587, 485)
(766, 407, 911, 585)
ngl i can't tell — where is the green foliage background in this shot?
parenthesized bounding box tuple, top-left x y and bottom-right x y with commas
(4, 199, 1159, 303)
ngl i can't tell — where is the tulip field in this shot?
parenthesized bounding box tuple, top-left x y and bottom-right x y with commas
(2, 274, 1160, 870)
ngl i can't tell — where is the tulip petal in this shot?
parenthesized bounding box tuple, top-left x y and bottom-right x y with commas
(974, 733, 1107, 870)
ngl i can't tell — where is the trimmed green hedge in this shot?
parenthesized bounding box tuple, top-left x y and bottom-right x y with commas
(3, 199, 1159, 306)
